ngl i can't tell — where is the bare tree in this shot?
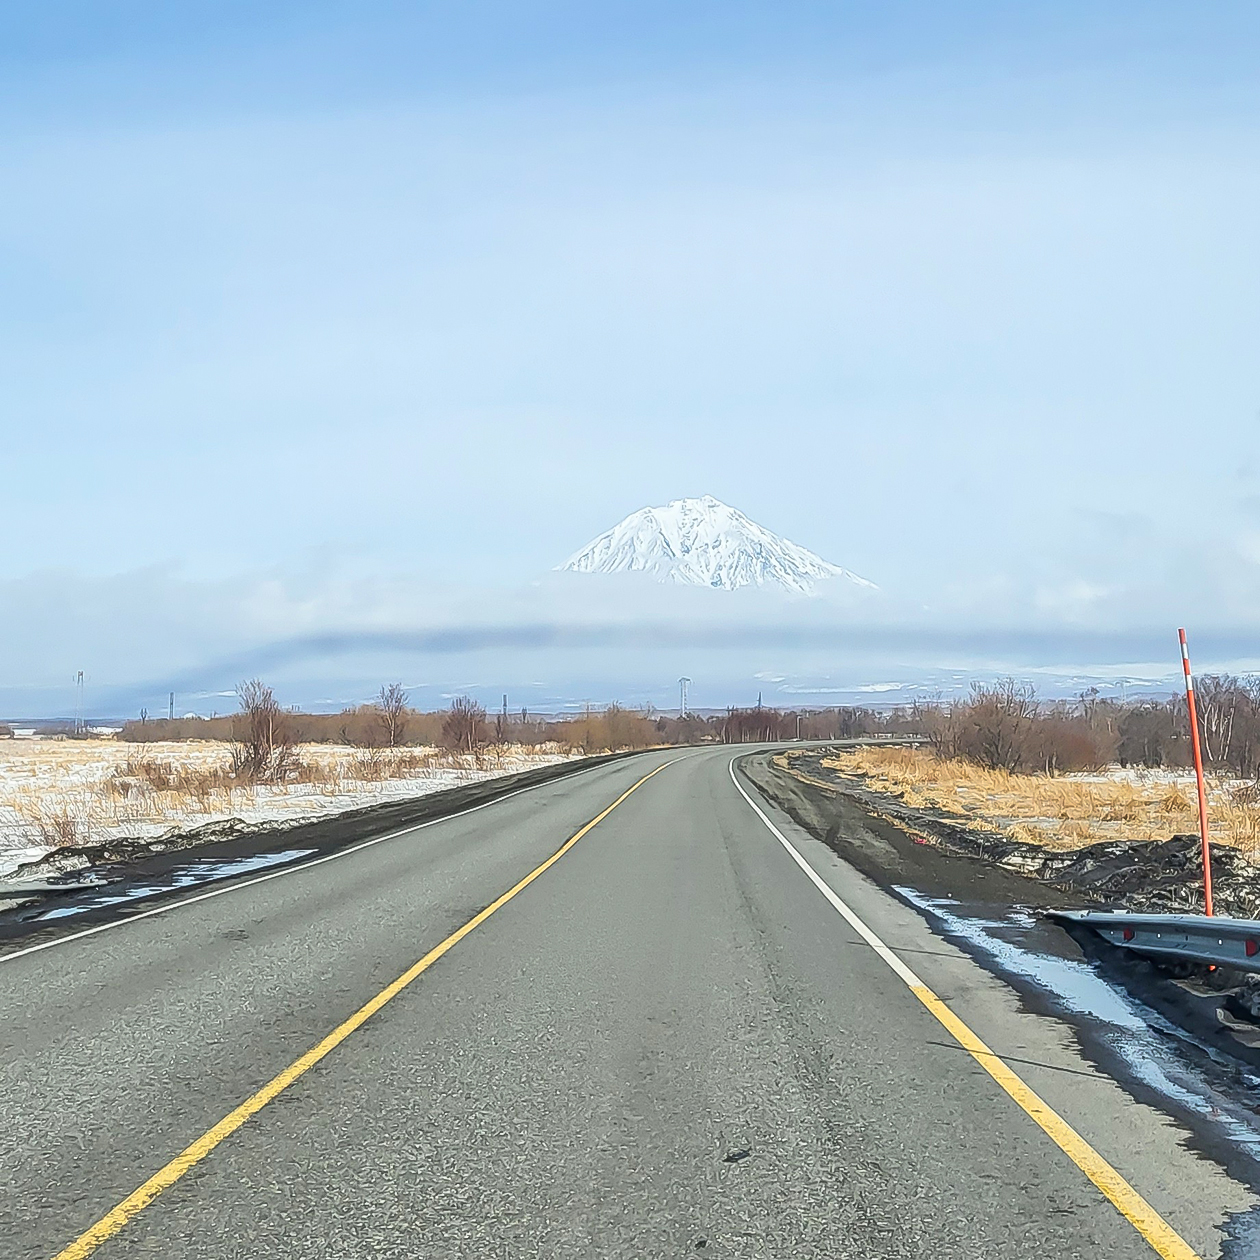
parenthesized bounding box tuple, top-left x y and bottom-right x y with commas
(231, 679, 295, 783)
(1195, 674, 1239, 767)
(1195, 675, 1260, 780)
(960, 679, 1037, 772)
(720, 707, 787, 743)
(914, 695, 964, 761)
(441, 696, 487, 754)
(377, 683, 409, 748)
(1118, 703, 1178, 769)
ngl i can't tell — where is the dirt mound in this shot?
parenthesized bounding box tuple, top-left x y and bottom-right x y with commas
(1026, 836, 1260, 917)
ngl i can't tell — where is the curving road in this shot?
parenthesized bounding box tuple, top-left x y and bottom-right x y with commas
(1, 746, 1253, 1258)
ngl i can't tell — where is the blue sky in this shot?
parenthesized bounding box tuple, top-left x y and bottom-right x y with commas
(3, 3, 1259, 715)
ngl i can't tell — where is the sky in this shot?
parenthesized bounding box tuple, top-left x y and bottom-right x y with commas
(2, 3, 1259, 717)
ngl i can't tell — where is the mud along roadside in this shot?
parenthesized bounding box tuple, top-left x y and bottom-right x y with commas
(0, 748, 650, 953)
(741, 747, 1260, 1195)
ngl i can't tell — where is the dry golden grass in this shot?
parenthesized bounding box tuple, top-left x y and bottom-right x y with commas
(815, 745, 1260, 858)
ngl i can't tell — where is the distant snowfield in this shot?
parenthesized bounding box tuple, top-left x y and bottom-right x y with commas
(0, 740, 572, 878)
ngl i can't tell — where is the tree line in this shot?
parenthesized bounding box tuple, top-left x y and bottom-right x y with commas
(119, 675, 1260, 781)
(118, 682, 910, 765)
(913, 676, 1260, 778)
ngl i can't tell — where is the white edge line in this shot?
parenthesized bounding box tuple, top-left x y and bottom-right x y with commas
(0, 754, 657, 966)
(727, 756, 925, 989)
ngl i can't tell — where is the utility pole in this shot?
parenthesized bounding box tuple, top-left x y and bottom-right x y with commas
(75, 671, 84, 734)
(678, 677, 691, 718)
(169, 692, 175, 722)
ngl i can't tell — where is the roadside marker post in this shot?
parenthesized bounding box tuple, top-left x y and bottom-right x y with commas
(1178, 628, 1215, 917)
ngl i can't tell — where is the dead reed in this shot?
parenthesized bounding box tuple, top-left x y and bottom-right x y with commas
(820, 745, 1260, 858)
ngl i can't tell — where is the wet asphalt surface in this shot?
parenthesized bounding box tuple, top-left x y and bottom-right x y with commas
(4, 745, 1260, 1257)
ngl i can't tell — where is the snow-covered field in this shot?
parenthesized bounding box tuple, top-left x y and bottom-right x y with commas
(0, 739, 573, 878)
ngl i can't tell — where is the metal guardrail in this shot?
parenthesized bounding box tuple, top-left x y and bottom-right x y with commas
(1050, 910, 1260, 973)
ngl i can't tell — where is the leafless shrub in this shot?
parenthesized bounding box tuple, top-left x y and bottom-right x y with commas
(911, 684, 1114, 775)
(351, 747, 390, 781)
(21, 803, 91, 848)
(557, 704, 655, 754)
(914, 697, 965, 761)
(1026, 711, 1115, 774)
(956, 679, 1038, 772)
(231, 680, 296, 784)
(1117, 703, 1179, 769)
(442, 697, 488, 754)
(376, 684, 409, 748)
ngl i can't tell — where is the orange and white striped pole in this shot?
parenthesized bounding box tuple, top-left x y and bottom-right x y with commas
(1179, 628, 1215, 916)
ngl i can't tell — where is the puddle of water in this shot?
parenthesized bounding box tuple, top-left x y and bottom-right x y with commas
(894, 884, 1260, 1167)
(34, 850, 316, 921)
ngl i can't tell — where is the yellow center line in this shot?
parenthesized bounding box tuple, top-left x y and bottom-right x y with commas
(912, 986, 1199, 1260)
(48, 758, 677, 1260)
(728, 757, 1202, 1260)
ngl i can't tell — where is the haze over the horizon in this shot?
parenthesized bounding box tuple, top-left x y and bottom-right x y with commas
(3, 2, 1259, 716)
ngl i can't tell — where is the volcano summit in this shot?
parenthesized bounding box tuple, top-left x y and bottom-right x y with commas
(558, 496, 873, 596)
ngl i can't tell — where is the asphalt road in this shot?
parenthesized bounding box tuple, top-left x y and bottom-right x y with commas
(1, 746, 1255, 1259)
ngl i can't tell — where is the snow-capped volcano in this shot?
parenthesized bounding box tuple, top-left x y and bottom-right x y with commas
(558, 496, 874, 595)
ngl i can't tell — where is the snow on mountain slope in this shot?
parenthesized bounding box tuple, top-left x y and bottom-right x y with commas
(558, 496, 875, 595)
